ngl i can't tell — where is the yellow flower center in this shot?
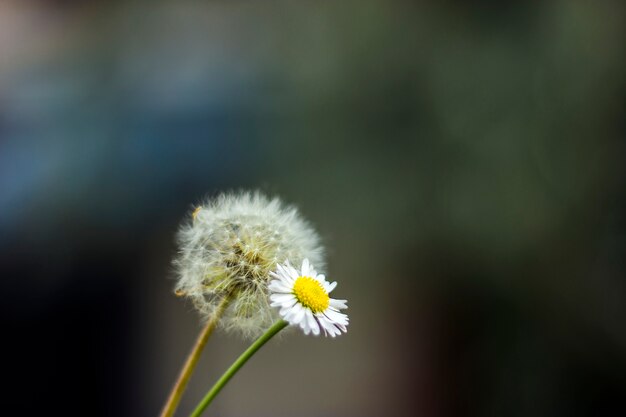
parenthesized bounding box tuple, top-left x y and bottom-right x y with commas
(293, 276, 329, 313)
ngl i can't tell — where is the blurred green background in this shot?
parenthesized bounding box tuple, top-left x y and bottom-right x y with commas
(1, 1, 625, 416)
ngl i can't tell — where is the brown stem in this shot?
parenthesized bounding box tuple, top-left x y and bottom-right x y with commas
(159, 296, 231, 417)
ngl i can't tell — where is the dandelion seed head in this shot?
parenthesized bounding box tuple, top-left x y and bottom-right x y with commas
(174, 191, 325, 339)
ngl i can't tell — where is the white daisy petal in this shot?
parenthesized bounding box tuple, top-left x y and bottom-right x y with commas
(301, 258, 310, 276)
(271, 297, 297, 308)
(280, 304, 297, 316)
(324, 281, 337, 293)
(287, 264, 299, 279)
(268, 281, 291, 293)
(324, 309, 349, 326)
(317, 315, 335, 337)
(329, 298, 347, 309)
(279, 299, 298, 309)
(270, 293, 294, 301)
(270, 299, 286, 308)
(305, 310, 319, 335)
(328, 325, 340, 338)
(323, 314, 346, 336)
(270, 293, 295, 303)
(293, 307, 306, 325)
(274, 264, 285, 278)
(287, 303, 305, 323)
(277, 266, 295, 282)
(269, 271, 281, 280)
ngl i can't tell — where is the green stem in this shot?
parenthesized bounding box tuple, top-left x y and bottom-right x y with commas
(159, 296, 232, 417)
(189, 320, 289, 417)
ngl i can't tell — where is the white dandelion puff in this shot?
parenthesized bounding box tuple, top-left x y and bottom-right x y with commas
(174, 191, 325, 339)
(269, 258, 348, 337)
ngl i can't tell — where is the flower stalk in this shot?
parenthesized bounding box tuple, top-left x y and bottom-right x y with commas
(189, 320, 289, 417)
(159, 296, 232, 417)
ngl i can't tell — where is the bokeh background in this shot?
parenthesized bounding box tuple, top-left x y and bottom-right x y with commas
(1, 1, 625, 416)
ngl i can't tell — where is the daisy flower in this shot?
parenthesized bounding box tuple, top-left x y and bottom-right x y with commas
(269, 259, 348, 337)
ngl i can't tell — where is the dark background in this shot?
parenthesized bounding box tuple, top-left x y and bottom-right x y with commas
(1, 1, 625, 416)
